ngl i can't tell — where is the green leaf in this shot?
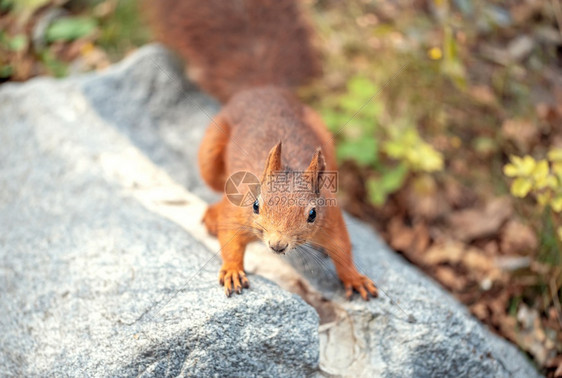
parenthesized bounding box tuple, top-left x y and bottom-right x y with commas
(0, 0, 14, 12)
(340, 94, 364, 113)
(97, 0, 151, 56)
(366, 164, 409, 206)
(336, 136, 378, 166)
(0, 64, 13, 78)
(39, 50, 67, 77)
(361, 99, 382, 120)
(383, 140, 407, 159)
(472, 137, 497, 156)
(344, 117, 378, 137)
(443, 26, 457, 62)
(348, 76, 377, 101)
(367, 177, 386, 205)
(321, 109, 347, 132)
(442, 25, 466, 89)
(46, 17, 97, 43)
(7, 34, 27, 51)
(381, 163, 409, 192)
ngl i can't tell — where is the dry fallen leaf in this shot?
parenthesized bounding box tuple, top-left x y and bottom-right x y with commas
(434, 265, 466, 291)
(501, 118, 540, 152)
(411, 222, 430, 255)
(424, 239, 465, 265)
(482, 240, 499, 255)
(468, 85, 497, 107)
(510, 0, 544, 25)
(407, 175, 450, 222)
(387, 218, 430, 264)
(388, 216, 415, 253)
(500, 220, 538, 254)
(448, 197, 513, 242)
(516, 304, 558, 366)
(470, 302, 489, 321)
(464, 247, 496, 273)
(444, 178, 476, 209)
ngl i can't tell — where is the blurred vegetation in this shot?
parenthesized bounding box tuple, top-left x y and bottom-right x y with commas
(302, 0, 562, 374)
(319, 74, 444, 205)
(1, 0, 561, 375)
(0, 0, 149, 80)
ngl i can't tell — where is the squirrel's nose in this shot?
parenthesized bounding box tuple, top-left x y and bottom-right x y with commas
(269, 242, 288, 254)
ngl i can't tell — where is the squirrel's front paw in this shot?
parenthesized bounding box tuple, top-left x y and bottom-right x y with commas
(342, 274, 378, 301)
(219, 266, 250, 297)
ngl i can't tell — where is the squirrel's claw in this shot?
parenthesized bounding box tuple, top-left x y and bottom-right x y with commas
(343, 274, 378, 301)
(219, 268, 250, 297)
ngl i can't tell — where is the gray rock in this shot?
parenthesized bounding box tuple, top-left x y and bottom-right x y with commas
(0, 47, 318, 376)
(0, 44, 539, 377)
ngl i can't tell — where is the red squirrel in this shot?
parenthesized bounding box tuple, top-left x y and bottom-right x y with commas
(146, 0, 378, 300)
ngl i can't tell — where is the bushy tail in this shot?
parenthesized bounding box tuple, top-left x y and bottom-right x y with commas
(144, 0, 321, 103)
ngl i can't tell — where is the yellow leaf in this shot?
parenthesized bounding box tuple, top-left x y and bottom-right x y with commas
(547, 175, 558, 188)
(537, 192, 551, 207)
(428, 47, 443, 60)
(403, 128, 418, 146)
(557, 226, 562, 242)
(510, 155, 524, 166)
(405, 149, 419, 164)
(547, 148, 562, 162)
(80, 42, 95, 56)
(510, 177, 532, 198)
(520, 155, 536, 176)
(503, 163, 518, 177)
(535, 174, 557, 190)
(418, 144, 444, 172)
(505, 155, 536, 177)
(532, 160, 549, 180)
(553, 162, 562, 181)
(551, 195, 562, 212)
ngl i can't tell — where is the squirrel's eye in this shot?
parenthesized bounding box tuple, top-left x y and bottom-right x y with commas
(253, 199, 259, 214)
(307, 208, 316, 223)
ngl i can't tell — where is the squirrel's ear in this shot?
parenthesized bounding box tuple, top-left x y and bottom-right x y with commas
(262, 141, 283, 179)
(307, 148, 326, 194)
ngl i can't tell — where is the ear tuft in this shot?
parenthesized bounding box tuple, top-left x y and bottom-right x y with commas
(310, 148, 326, 173)
(262, 141, 283, 180)
(307, 147, 326, 194)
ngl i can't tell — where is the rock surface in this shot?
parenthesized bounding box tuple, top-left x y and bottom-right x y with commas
(0, 45, 539, 377)
(0, 48, 317, 376)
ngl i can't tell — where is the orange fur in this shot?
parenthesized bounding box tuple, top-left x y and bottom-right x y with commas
(146, 1, 377, 300)
(144, 0, 321, 102)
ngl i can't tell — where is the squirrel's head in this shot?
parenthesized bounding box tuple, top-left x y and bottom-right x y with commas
(251, 141, 327, 254)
